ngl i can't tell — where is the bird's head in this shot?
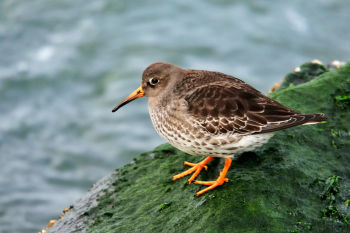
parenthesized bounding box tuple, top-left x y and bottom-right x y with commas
(112, 62, 183, 112)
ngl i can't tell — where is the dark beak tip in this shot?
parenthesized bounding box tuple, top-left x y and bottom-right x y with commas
(112, 100, 130, 113)
(111, 106, 119, 113)
(111, 86, 144, 114)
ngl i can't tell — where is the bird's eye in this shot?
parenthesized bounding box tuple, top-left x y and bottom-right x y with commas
(149, 78, 159, 85)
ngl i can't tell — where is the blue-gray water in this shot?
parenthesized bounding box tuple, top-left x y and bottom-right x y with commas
(0, 0, 349, 232)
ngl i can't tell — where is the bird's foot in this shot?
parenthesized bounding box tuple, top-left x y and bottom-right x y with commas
(194, 174, 229, 196)
(194, 158, 232, 196)
(172, 156, 213, 184)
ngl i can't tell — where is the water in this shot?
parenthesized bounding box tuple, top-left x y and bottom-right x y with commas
(0, 0, 349, 232)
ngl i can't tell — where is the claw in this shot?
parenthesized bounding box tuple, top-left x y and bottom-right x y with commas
(194, 178, 229, 186)
(184, 161, 208, 170)
(195, 158, 232, 196)
(172, 156, 213, 184)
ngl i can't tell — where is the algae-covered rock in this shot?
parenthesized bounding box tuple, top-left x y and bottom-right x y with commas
(278, 62, 329, 90)
(47, 63, 350, 233)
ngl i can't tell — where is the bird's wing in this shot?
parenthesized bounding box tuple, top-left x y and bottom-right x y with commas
(184, 84, 305, 135)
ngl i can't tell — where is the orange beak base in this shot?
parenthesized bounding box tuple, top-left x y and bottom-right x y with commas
(112, 86, 144, 112)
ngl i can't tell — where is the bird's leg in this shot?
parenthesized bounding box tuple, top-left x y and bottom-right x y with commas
(194, 158, 232, 196)
(172, 156, 213, 184)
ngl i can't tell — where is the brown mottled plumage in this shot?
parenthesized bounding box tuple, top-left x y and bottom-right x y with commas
(112, 62, 327, 196)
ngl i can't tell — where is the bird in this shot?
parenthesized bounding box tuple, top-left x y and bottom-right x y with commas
(112, 62, 327, 196)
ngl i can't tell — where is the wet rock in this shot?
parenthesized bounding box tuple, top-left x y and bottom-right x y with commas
(47, 63, 350, 233)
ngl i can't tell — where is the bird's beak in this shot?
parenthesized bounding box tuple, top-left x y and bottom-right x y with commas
(112, 86, 144, 112)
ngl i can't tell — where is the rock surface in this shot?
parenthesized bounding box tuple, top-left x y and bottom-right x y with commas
(47, 63, 350, 233)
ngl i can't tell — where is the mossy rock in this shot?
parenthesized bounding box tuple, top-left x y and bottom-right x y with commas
(47, 63, 350, 233)
(278, 62, 329, 90)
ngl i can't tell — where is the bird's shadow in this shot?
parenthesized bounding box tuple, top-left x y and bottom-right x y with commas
(201, 151, 262, 180)
(234, 151, 262, 167)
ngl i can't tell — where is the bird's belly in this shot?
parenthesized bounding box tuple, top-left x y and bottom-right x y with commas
(167, 133, 274, 158)
(149, 108, 274, 158)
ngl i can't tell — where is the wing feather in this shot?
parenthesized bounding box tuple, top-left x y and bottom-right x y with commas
(184, 83, 323, 135)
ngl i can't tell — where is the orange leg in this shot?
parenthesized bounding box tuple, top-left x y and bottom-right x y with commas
(172, 156, 213, 184)
(194, 158, 232, 196)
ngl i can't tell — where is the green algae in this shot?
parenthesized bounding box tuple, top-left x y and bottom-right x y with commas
(317, 176, 349, 223)
(278, 62, 329, 90)
(335, 95, 350, 103)
(84, 63, 350, 233)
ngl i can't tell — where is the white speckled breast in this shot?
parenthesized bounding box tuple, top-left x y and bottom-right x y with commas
(148, 99, 274, 158)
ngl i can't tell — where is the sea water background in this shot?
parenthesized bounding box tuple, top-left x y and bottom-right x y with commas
(0, 0, 349, 232)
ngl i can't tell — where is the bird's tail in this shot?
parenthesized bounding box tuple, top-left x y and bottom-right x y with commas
(256, 113, 327, 134)
(301, 113, 327, 125)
